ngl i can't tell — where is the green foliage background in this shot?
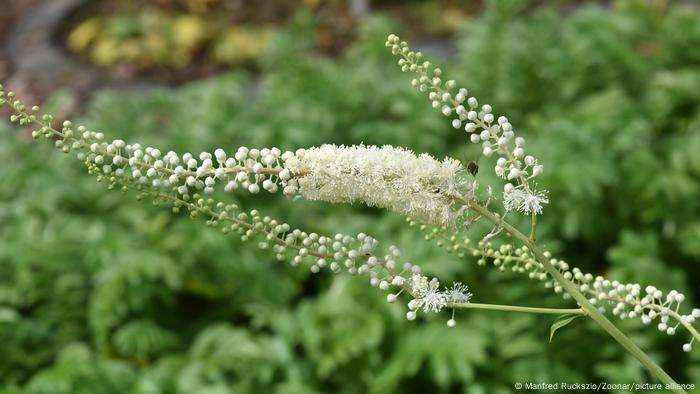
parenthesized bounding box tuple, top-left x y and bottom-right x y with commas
(1, 1, 700, 392)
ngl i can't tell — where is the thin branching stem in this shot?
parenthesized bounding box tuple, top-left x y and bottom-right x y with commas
(449, 302, 584, 315)
(467, 202, 684, 393)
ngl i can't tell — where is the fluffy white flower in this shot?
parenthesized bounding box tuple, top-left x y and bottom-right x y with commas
(408, 275, 448, 312)
(503, 186, 549, 215)
(419, 289, 448, 312)
(519, 189, 549, 215)
(503, 188, 527, 212)
(410, 274, 430, 294)
(285, 144, 466, 226)
(408, 275, 472, 313)
(445, 282, 472, 303)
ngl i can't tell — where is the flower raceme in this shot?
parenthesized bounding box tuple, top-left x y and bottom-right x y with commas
(422, 224, 700, 354)
(0, 84, 472, 326)
(10, 106, 468, 228)
(2, 29, 700, 364)
(286, 144, 467, 226)
(386, 33, 549, 216)
(71, 134, 469, 227)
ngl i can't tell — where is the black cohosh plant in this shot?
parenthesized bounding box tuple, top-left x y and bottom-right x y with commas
(1, 34, 698, 392)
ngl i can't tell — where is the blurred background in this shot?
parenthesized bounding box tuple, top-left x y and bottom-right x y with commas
(1, 0, 700, 393)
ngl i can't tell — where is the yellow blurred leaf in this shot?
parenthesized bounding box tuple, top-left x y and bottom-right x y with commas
(142, 33, 169, 65)
(211, 27, 272, 66)
(185, 0, 218, 14)
(442, 8, 466, 32)
(119, 40, 143, 65)
(68, 18, 102, 53)
(302, 0, 322, 9)
(91, 37, 120, 66)
(173, 15, 208, 49)
(172, 48, 192, 69)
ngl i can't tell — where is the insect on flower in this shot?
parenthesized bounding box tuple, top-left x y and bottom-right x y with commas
(466, 160, 479, 176)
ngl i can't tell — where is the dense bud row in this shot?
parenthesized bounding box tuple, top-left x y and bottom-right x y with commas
(416, 221, 700, 353)
(387, 34, 549, 216)
(2, 85, 471, 327)
(79, 132, 295, 198)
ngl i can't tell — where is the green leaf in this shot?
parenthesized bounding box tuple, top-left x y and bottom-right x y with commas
(0, 307, 18, 323)
(549, 314, 581, 343)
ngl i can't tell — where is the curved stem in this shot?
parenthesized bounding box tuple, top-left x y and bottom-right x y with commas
(1, 91, 684, 392)
(449, 302, 585, 315)
(580, 289, 700, 346)
(664, 309, 700, 345)
(468, 202, 684, 393)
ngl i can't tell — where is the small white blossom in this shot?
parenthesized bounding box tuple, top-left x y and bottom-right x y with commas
(409, 275, 447, 312)
(503, 186, 549, 215)
(445, 282, 472, 303)
(519, 189, 549, 215)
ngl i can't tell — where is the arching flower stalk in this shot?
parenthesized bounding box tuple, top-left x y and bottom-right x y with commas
(386, 34, 547, 240)
(1, 32, 699, 390)
(1, 85, 478, 326)
(383, 33, 696, 390)
(417, 221, 700, 353)
(92, 156, 476, 324)
(3, 97, 471, 229)
(4, 77, 697, 351)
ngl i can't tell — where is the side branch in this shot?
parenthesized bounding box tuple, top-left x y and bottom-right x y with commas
(467, 202, 683, 392)
(449, 302, 585, 316)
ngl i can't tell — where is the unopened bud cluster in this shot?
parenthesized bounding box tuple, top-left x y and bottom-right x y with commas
(79, 133, 295, 197)
(5, 86, 474, 228)
(487, 242, 698, 352)
(473, 237, 698, 352)
(2, 86, 474, 328)
(387, 34, 549, 216)
(3, 92, 297, 198)
(134, 179, 473, 326)
(413, 220, 699, 352)
(216, 203, 473, 326)
(5, 33, 699, 355)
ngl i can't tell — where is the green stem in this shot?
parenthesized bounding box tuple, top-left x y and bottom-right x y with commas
(449, 302, 585, 315)
(0, 91, 684, 392)
(664, 309, 700, 345)
(529, 213, 537, 242)
(469, 203, 684, 393)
